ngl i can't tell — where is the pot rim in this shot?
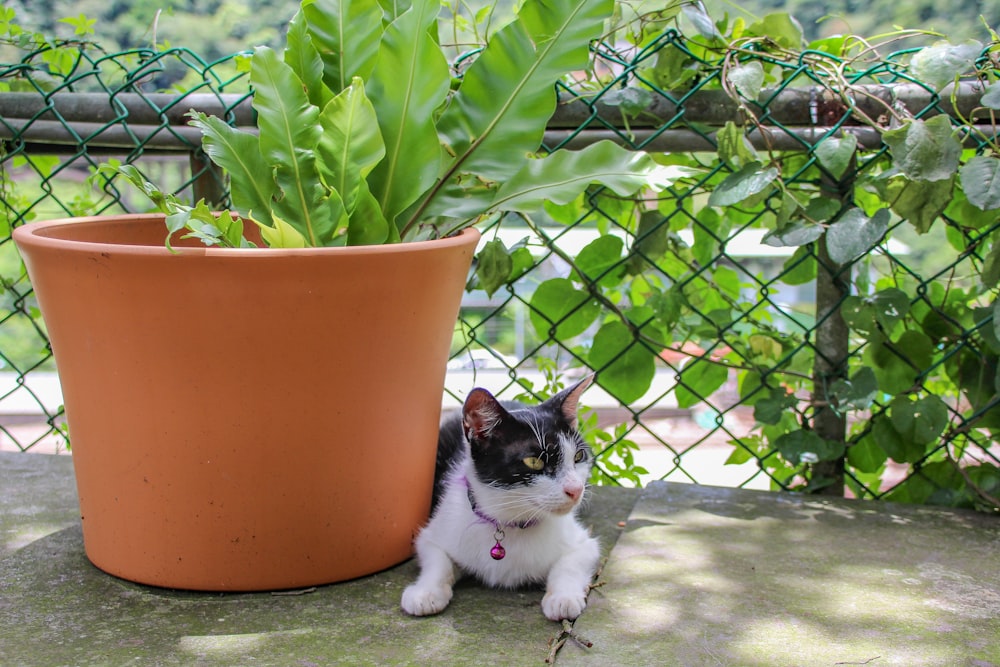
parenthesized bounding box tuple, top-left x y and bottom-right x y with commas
(12, 213, 481, 257)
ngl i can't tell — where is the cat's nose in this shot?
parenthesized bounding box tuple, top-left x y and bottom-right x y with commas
(563, 483, 583, 502)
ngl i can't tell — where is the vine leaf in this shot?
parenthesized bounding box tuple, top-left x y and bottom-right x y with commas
(763, 220, 823, 247)
(717, 121, 758, 169)
(675, 360, 728, 409)
(681, 2, 722, 41)
(727, 61, 764, 100)
(825, 207, 890, 264)
(529, 278, 601, 339)
(889, 394, 949, 446)
(754, 387, 796, 424)
(575, 235, 625, 288)
(841, 288, 910, 336)
(881, 116, 961, 182)
(885, 175, 953, 234)
(828, 367, 879, 411)
(909, 41, 981, 91)
(960, 155, 1000, 211)
(774, 430, 844, 465)
(707, 162, 779, 207)
(812, 133, 857, 180)
(476, 239, 514, 297)
(982, 82, 1000, 109)
(589, 321, 656, 404)
(848, 435, 888, 473)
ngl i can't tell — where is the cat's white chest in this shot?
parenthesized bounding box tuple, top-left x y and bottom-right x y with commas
(422, 483, 593, 589)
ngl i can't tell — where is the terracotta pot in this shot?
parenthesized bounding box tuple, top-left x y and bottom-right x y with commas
(14, 214, 479, 591)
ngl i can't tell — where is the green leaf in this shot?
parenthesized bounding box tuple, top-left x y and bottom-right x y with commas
(812, 133, 857, 180)
(285, 8, 332, 109)
(993, 299, 1000, 345)
(871, 416, 920, 464)
(650, 288, 684, 328)
(841, 288, 910, 336)
(366, 0, 450, 225)
(982, 82, 1000, 109)
(762, 220, 823, 247)
(754, 388, 797, 425)
(890, 394, 949, 446)
(960, 155, 1000, 211)
(346, 180, 390, 245)
(302, 0, 383, 93)
(727, 61, 764, 100)
(489, 142, 693, 215)
(774, 429, 844, 465)
(825, 207, 889, 264)
(910, 41, 982, 91)
(865, 330, 934, 395)
(681, 2, 722, 40)
(255, 214, 308, 248)
(317, 77, 386, 214)
(708, 162, 779, 207)
(848, 435, 888, 473)
(529, 278, 601, 339)
(575, 235, 625, 288)
(886, 175, 953, 234)
(476, 239, 514, 297)
(627, 210, 670, 272)
(589, 321, 656, 404)
(717, 121, 758, 169)
(250, 46, 338, 246)
(747, 13, 803, 49)
(828, 367, 879, 411)
(779, 246, 816, 285)
(676, 360, 729, 408)
(188, 112, 276, 227)
(437, 0, 611, 183)
(882, 116, 961, 183)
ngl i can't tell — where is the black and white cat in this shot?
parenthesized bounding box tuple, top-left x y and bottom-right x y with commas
(401, 376, 600, 621)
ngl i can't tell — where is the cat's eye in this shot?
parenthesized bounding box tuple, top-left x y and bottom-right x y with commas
(523, 456, 545, 471)
(574, 450, 587, 463)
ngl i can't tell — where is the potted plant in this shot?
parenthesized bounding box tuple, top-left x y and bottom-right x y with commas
(13, 0, 678, 591)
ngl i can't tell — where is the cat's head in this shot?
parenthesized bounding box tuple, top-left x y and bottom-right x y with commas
(461, 376, 594, 521)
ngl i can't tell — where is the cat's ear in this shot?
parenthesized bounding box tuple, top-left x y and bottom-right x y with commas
(548, 374, 594, 423)
(463, 388, 507, 441)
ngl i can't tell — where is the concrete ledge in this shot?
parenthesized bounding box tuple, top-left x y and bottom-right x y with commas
(2, 452, 999, 665)
(568, 483, 1000, 666)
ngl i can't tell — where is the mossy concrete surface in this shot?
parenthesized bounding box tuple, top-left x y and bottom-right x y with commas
(2, 452, 999, 666)
(0, 452, 638, 666)
(567, 482, 1000, 666)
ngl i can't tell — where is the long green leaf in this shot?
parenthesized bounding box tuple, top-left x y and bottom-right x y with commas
(317, 77, 385, 214)
(346, 180, 391, 245)
(436, 0, 611, 181)
(365, 0, 450, 226)
(251, 46, 338, 245)
(285, 8, 333, 109)
(188, 111, 276, 226)
(489, 141, 695, 213)
(302, 0, 383, 93)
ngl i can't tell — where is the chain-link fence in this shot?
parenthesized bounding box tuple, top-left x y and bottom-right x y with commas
(2, 20, 999, 511)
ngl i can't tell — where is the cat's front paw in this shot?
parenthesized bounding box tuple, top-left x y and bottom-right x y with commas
(401, 583, 453, 617)
(541, 590, 587, 621)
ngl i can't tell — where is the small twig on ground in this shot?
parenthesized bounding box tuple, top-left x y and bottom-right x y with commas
(834, 657, 881, 666)
(544, 556, 606, 663)
(270, 587, 317, 596)
(545, 619, 594, 664)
